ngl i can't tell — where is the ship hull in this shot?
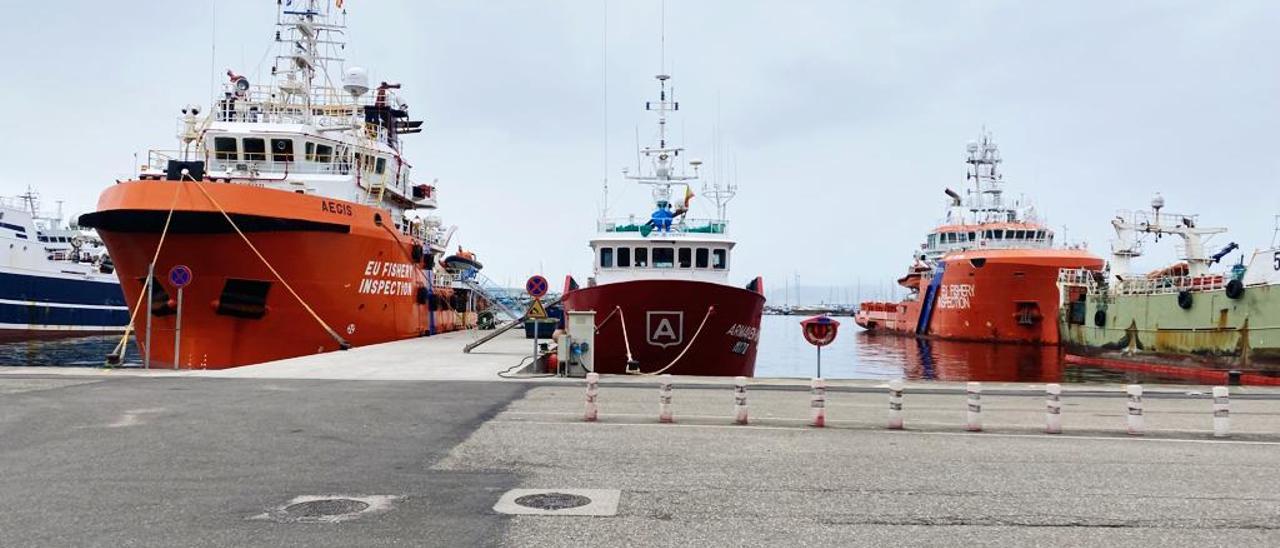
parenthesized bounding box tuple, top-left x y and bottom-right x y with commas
(79, 181, 471, 369)
(1060, 283, 1280, 371)
(857, 249, 1103, 345)
(0, 269, 126, 340)
(563, 279, 765, 376)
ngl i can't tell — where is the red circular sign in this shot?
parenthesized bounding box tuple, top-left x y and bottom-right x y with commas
(525, 275, 549, 298)
(800, 315, 840, 347)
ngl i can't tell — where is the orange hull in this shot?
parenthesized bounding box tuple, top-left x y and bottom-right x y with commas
(80, 180, 471, 368)
(856, 249, 1103, 344)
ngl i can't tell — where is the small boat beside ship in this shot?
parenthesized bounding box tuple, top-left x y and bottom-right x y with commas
(0, 191, 125, 340)
(78, 1, 479, 368)
(855, 131, 1104, 344)
(1058, 196, 1280, 371)
(562, 73, 765, 377)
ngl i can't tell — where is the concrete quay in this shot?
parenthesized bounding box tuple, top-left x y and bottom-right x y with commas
(2, 330, 1280, 546)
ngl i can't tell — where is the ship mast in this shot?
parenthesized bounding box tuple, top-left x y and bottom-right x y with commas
(270, 0, 348, 124)
(1110, 193, 1227, 279)
(623, 74, 702, 211)
(965, 130, 1004, 224)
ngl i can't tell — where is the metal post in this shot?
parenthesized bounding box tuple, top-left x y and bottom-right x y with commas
(816, 346, 822, 379)
(144, 263, 154, 369)
(173, 287, 183, 369)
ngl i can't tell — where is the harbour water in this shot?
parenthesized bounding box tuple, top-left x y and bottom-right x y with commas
(2, 315, 1270, 386)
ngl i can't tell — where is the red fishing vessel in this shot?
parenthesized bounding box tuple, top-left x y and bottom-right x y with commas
(80, 1, 480, 368)
(855, 131, 1102, 344)
(563, 74, 765, 377)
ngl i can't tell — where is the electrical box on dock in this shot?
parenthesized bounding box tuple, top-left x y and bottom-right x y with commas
(559, 311, 596, 378)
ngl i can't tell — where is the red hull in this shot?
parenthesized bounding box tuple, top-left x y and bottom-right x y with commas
(81, 181, 472, 369)
(857, 249, 1103, 344)
(564, 279, 765, 376)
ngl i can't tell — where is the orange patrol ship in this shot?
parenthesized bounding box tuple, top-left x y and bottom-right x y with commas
(80, 1, 480, 368)
(855, 131, 1103, 344)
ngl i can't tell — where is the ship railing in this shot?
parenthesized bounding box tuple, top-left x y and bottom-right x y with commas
(597, 217, 729, 236)
(142, 150, 356, 177)
(0, 195, 32, 211)
(458, 270, 526, 321)
(211, 84, 383, 126)
(1057, 268, 1099, 289)
(141, 150, 415, 198)
(1116, 209, 1200, 229)
(1114, 273, 1227, 296)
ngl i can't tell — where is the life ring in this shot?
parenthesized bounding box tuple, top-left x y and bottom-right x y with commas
(1226, 278, 1245, 300)
(1093, 309, 1107, 327)
(1177, 290, 1193, 310)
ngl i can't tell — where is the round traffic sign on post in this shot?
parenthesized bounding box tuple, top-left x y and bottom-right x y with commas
(801, 315, 840, 379)
(800, 315, 840, 347)
(168, 265, 193, 288)
(525, 275, 549, 298)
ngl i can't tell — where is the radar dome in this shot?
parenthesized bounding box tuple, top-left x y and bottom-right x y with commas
(343, 67, 370, 97)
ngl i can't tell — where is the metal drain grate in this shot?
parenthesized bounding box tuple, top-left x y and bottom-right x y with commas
(285, 499, 370, 518)
(514, 492, 592, 511)
(493, 489, 620, 516)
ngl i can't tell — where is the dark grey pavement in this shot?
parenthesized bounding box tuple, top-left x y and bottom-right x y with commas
(0, 376, 527, 547)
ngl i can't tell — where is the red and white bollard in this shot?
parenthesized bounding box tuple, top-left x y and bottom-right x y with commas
(1126, 384, 1144, 435)
(1212, 386, 1230, 438)
(733, 376, 749, 425)
(658, 374, 674, 423)
(887, 378, 905, 430)
(583, 372, 599, 422)
(1045, 383, 1062, 434)
(965, 382, 983, 432)
(810, 377, 826, 427)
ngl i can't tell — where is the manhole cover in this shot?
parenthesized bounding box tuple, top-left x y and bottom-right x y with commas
(250, 495, 401, 523)
(285, 498, 370, 518)
(514, 492, 592, 511)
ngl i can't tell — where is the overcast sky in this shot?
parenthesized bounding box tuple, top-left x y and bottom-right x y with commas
(3, 1, 1277, 300)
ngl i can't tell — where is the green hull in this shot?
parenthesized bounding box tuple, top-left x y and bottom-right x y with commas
(1060, 283, 1280, 370)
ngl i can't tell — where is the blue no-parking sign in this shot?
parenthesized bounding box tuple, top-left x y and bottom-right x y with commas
(168, 265, 193, 288)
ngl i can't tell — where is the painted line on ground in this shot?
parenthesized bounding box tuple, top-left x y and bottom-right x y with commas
(499, 410, 1278, 434)
(492, 417, 1280, 446)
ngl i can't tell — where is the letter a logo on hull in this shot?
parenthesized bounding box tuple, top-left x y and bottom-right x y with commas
(647, 311, 685, 348)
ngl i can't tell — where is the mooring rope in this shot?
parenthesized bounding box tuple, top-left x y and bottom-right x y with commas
(107, 182, 183, 365)
(593, 306, 635, 365)
(190, 180, 349, 349)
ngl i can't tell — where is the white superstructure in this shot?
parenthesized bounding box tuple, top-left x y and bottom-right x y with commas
(590, 74, 737, 286)
(134, 0, 451, 254)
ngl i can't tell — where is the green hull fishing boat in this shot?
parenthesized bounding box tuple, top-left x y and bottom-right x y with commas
(1058, 196, 1280, 371)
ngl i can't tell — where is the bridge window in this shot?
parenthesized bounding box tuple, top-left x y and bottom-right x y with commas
(993, 230, 1004, 240)
(695, 248, 709, 268)
(271, 139, 294, 162)
(600, 247, 614, 268)
(653, 247, 674, 268)
(243, 138, 266, 162)
(712, 249, 727, 269)
(617, 247, 631, 268)
(375, 157, 387, 174)
(968, 232, 976, 241)
(634, 247, 648, 267)
(315, 144, 334, 164)
(678, 248, 692, 268)
(213, 137, 238, 161)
